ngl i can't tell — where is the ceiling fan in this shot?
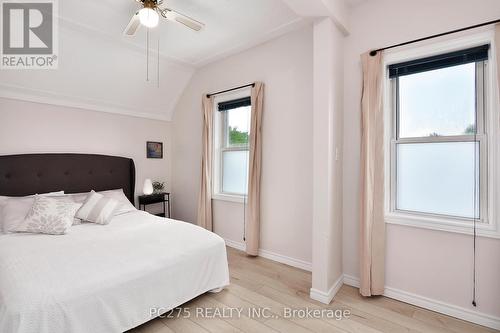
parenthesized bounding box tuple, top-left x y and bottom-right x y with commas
(123, 0, 205, 36)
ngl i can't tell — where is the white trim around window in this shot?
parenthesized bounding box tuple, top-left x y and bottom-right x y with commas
(212, 87, 251, 203)
(383, 30, 500, 238)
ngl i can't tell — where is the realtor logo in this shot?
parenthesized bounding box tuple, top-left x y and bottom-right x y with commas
(1, 0, 58, 69)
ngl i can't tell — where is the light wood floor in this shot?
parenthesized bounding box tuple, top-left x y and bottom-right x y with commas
(128, 247, 498, 333)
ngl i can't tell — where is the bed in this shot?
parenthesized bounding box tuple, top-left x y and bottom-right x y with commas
(0, 154, 230, 333)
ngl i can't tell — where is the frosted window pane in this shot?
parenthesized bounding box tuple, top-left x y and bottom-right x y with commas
(226, 106, 250, 147)
(222, 151, 249, 195)
(396, 142, 479, 218)
(399, 63, 476, 138)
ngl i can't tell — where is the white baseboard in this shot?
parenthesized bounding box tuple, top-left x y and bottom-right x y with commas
(310, 274, 344, 304)
(343, 274, 360, 288)
(223, 239, 312, 271)
(223, 242, 500, 329)
(224, 239, 246, 251)
(342, 275, 500, 330)
(258, 249, 312, 271)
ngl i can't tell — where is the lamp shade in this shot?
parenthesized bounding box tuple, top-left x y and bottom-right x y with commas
(143, 179, 153, 195)
(139, 7, 159, 28)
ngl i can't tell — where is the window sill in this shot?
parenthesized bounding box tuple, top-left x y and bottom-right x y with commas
(212, 193, 246, 204)
(385, 212, 500, 239)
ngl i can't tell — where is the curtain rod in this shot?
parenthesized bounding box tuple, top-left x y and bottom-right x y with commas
(370, 18, 500, 56)
(206, 83, 255, 98)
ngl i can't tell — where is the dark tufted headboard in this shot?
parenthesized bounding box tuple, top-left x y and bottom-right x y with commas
(0, 154, 136, 204)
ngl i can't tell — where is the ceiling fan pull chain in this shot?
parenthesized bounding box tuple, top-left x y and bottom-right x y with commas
(146, 27, 150, 82)
(157, 36, 160, 88)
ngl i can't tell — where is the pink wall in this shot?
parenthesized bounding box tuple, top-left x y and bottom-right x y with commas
(343, 0, 500, 318)
(385, 226, 500, 315)
(172, 26, 314, 265)
(0, 98, 171, 204)
(311, 17, 345, 296)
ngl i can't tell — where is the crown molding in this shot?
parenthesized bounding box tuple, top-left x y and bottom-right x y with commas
(281, 0, 350, 35)
(0, 83, 170, 122)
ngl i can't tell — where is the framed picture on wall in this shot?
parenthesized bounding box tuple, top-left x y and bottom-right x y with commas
(147, 141, 163, 159)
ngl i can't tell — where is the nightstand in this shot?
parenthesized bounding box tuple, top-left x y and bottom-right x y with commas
(138, 193, 170, 218)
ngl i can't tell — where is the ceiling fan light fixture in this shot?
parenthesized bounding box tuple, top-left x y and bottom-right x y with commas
(139, 7, 159, 28)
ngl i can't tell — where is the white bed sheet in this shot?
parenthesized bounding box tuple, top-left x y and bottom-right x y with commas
(0, 211, 229, 333)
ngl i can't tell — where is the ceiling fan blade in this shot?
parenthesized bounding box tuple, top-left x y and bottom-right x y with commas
(160, 8, 204, 31)
(123, 12, 141, 36)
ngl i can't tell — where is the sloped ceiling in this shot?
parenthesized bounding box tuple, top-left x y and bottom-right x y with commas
(0, 0, 305, 121)
(344, 0, 369, 7)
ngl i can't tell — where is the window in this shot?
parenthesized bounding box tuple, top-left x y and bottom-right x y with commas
(213, 93, 251, 200)
(388, 44, 491, 230)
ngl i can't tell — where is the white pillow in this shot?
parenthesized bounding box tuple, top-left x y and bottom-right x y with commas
(75, 191, 120, 225)
(97, 189, 136, 216)
(0, 191, 64, 208)
(0, 191, 65, 233)
(11, 196, 81, 235)
(67, 189, 136, 216)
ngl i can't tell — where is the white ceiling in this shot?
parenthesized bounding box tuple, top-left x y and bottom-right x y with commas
(60, 0, 304, 66)
(0, 0, 341, 121)
(344, 0, 369, 7)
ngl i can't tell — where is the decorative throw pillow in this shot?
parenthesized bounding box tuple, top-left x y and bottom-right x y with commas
(75, 191, 119, 225)
(11, 196, 82, 235)
(66, 189, 136, 218)
(0, 191, 65, 233)
(97, 189, 136, 216)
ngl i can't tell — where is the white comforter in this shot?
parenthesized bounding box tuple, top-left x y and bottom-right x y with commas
(0, 211, 229, 333)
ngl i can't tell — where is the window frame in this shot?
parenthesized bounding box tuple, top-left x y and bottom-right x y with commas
(383, 31, 500, 238)
(391, 61, 487, 222)
(212, 88, 251, 203)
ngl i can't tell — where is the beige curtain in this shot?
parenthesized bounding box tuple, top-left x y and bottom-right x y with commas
(245, 82, 264, 256)
(359, 52, 385, 296)
(197, 95, 214, 231)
